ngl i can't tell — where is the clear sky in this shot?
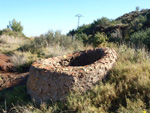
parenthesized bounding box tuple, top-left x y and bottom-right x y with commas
(0, 0, 150, 37)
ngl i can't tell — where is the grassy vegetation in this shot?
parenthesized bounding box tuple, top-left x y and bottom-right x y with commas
(0, 42, 150, 112)
(0, 35, 28, 55)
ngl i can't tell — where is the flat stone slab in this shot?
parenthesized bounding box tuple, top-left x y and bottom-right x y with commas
(27, 47, 117, 103)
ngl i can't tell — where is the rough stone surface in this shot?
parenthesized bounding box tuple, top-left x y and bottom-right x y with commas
(27, 47, 117, 103)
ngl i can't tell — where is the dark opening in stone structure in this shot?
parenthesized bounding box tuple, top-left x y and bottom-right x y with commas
(27, 47, 117, 103)
(69, 49, 104, 66)
(59, 49, 104, 67)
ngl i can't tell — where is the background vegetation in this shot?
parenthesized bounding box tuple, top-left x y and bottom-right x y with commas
(68, 9, 150, 48)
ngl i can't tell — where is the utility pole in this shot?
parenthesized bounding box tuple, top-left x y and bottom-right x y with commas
(75, 14, 83, 28)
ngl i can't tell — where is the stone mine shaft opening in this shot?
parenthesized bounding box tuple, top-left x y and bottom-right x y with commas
(60, 49, 104, 67)
(27, 47, 117, 103)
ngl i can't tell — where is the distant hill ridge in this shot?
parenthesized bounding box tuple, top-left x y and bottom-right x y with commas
(116, 9, 150, 21)
(68, 8, 150, 41)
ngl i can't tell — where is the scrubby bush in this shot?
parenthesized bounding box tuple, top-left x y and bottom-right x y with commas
(109, 19, 122, 25)
(18, 31, 85, 56)
(130, 28, 150, 48)
(0, 28, 25, 37)
(75, 33, 89, 44)
(92, 32, 108, 47)
(0, 35, 27, 45)
(129, 15, 147, 33)
(93, 17, 111, 26)
(10, 51, 38, 72)
(146, 12, 150, 24)
(0, 35, 28, 55)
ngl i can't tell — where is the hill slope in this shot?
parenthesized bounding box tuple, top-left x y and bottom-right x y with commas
(68, 9, 150, 45)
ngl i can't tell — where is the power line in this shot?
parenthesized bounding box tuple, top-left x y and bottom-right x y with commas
(75, 14, 83, 28)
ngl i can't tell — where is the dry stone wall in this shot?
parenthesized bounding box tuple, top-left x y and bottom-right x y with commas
(27, 47, 117, 103)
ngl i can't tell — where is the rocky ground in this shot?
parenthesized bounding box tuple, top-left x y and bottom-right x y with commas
(0, 54, 29, 90)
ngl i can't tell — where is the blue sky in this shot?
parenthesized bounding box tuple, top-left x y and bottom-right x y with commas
(0, 0, 150, 37)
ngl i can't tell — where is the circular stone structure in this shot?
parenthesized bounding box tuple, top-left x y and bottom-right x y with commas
(27, 47, 117, 103)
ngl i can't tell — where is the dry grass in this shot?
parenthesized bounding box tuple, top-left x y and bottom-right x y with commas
(0, 35, 28, 45)
(0, 35, 30, 54)
(44, 42, 91, 58)
(10, 51, 38, 71)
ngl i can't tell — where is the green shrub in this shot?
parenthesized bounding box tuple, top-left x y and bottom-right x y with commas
(92, 32, 108, 47)
(0, 19, 25, 37)
(18, 31, 84, 55)
(147, 12, 150, 23)
(130, 28, 150, 48)
(109, 19, 122, 25)
(7, 19, 23, 33)
(0, 28, 25, 37)
(93, 17, 111, 26)
(75, 33, 88, 44)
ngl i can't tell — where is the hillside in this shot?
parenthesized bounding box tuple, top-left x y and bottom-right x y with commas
(68, 9, 150, 47)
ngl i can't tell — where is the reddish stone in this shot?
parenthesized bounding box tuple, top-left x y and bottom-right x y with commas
(71, 73, 76, 76)
(0, 54, 13, 72)
(45, 66, 53, 70)
(67, 54, 73, 57)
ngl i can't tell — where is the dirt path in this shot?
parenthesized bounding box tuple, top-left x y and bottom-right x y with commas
(0, 54, 29, 90)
